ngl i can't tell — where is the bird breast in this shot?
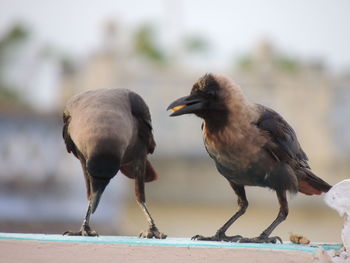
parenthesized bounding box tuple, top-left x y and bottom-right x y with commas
(202, 120, 267, 172)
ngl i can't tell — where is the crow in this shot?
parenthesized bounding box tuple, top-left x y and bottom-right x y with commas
(167, 73, 331, 243)
(62, 88, 166, 238)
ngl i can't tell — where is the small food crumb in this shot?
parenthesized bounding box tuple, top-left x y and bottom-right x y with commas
(289, 234, 310, 244)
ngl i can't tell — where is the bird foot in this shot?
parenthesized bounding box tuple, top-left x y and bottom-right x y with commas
(192, 232, 242, 242)
(238, 235, 282, 244)
(63, 224, 99, 237)
(139, 226, 167, 239)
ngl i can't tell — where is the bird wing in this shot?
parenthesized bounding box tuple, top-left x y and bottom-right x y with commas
(255, 105, 309, 168)
(62, 110, 78, 158)
(128, 92, 156, 154)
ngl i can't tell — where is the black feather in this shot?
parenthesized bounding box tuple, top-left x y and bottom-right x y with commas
(62, 111, 78, 158)
(255, 105, 309, 168)
(129, 92, 156, 154)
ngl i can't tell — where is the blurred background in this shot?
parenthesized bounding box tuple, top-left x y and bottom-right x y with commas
(0, 0, 349, 242)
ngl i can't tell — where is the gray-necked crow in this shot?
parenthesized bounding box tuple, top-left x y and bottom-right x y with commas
(63, 88, 166, 238)
(167, 73, 331, 243)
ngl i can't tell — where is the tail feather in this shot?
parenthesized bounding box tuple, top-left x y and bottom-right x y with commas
(298, 169, 331, 195)
(144, 160, 158, 182)
(120, 159, 157, 182)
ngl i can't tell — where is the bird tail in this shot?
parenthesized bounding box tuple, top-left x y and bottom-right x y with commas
(298, 169, 331, 195)
(120, 159, 157, 182)
(144, 160, 158, 182)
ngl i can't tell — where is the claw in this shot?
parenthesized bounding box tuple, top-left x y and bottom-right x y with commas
(139, 226, 167, 239)
(192, 233, 242, 242)
(63, 225, 99, 237)
(191, 235, 205, 240)
(63, 230, 99, 237)
(238, 235, 283, 244)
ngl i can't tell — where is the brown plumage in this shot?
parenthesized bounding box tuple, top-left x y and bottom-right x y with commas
(63, 88, 166, 238)
(167, 73, 331, 243)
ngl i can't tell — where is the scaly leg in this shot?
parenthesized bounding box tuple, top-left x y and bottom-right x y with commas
(135, 159, 166, 239)
(63, 203, 98, 236)
(192, 183, 247, 242)
(63, 156, 98, 236)
(238, 190, 288, 244)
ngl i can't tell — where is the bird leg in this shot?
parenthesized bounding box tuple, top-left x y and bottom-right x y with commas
(238, 190, 287, 244)
(138, 201, 166, 239)
(63, 156, 98, 237)
(135, 159, 166, 239)
(192, 183, 247, 242)
(64, 158, 97, 236)
(63, 203, 98, 236)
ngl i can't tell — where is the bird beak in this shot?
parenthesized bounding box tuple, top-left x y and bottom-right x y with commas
(89, 177, 110, 214)
(167, 95, 205, 116)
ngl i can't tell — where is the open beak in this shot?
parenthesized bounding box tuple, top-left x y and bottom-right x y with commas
(167, 95, 205, 116)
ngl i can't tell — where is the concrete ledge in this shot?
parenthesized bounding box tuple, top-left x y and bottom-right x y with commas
(0, 232, 342, 252)
(0, 233, 343, 263)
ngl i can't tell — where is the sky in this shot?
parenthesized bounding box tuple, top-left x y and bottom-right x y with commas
(0, 0, 350, 110)
(1, 0, 350, 71)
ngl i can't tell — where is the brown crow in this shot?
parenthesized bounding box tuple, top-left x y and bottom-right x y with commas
(63, 88, 166, 238)
(167, 73, 331, 243)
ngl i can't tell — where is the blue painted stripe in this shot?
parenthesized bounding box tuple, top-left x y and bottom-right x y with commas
(0, 233, 342, 253)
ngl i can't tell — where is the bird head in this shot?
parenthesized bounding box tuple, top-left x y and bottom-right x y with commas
(167, 73, 228, 119)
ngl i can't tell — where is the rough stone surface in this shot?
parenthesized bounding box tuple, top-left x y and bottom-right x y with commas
(0, 239, 314, 263)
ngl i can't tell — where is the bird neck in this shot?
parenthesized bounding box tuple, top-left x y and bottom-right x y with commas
(201, 109, 229, 133)
(202, 101, 261, 149)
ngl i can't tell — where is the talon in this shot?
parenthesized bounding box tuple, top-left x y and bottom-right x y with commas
(63, 226, 99, 237)
(63, 231, 83, 236)
(192, 235, 211, 241)
(82, 230, 98, 237)
(228, 235, 242, 242)
(139, 227, 167, 239)
(269, 236, 283, 244)
(139, 231, 148, 238)
(239, 235, 283, 244)
(191, 233, 241, 242)
(157, 232, 167, 239)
